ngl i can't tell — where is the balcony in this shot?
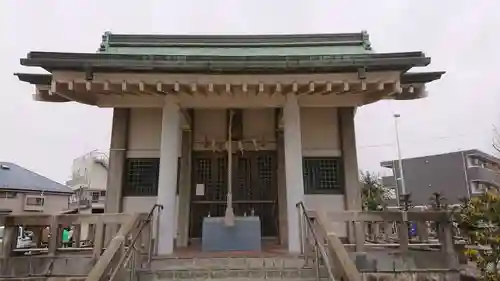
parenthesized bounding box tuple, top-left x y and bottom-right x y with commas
(69, 197, 105, 210)
(65, 174, 88, 187)
(468, 166, 500, 188)
(69, 199, 92, 209)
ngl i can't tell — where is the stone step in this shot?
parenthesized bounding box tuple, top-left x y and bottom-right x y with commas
(138, 267, 329, 280)
(149, 256, 308, 271)
(138, 256, 330, 280)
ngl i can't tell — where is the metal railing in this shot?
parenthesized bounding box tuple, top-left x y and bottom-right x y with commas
(296, 202, 336, 281)
(108, 204, 163, 281)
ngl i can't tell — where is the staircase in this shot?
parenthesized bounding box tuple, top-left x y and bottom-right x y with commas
(137, 255, 327, 281)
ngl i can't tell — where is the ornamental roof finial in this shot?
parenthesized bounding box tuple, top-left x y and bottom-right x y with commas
(98, 31, 112, 53)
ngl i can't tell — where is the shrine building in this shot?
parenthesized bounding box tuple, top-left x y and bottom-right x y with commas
(16, 31, 444, 255)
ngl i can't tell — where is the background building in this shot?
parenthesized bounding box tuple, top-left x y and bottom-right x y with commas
(66, 150, 108, 213)
(381, 149, 500, 206)
(0, 162, 72, 214)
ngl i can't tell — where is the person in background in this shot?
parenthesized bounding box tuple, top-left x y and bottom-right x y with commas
(62, 227, 70, 247)
(68, 227, 74, 247)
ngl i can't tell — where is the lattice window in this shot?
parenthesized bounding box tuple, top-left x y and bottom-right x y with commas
(303, 157, 343, 194)
(213, 157, 227, 201)
(256, 155, 274, 200)
(123, 158, 160, 196)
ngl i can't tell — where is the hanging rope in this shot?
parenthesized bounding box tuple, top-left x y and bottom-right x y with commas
(224, 109, 235, 227)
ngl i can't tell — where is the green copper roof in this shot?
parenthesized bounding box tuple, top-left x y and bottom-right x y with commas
(98, 31, 373, 56)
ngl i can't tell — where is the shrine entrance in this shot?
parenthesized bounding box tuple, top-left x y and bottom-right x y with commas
(189, 151, 278, 239)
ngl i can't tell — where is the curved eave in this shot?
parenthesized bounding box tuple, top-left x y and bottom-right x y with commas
(20, 51, 430, 74)
(401, 71, 445, 84)
(392, 71, 445, 100)
(15, 73, 52, 85)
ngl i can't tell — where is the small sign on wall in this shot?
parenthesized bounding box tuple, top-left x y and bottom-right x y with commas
(196, 183, 205, 196)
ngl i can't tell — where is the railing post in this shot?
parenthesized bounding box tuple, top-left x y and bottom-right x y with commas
(298, 205, 304, 256)
(440, 221, 458, 269)
(398, 212, 409, 253)
(314, 243, 320, 281)
(416, 221, 429, 242)
(1, 225, 17, 276)
(382, 220, 390, 241)
(48, 215, 59, 257)
(73, 224, 82, 248)
(354, 221, 365, 252)
(93, 218, 105, 260)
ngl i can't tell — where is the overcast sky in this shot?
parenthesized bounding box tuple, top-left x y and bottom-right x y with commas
(1, 0, 499, 183)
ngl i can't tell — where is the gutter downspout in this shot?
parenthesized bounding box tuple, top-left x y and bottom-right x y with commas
(461, 151, 471, 199)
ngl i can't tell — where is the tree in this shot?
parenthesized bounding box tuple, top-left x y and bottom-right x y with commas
(492, 125, 500, 154)
(360, 171, 390, 240)
(360, 171, 389, 211)
(455, 189, 500, 281)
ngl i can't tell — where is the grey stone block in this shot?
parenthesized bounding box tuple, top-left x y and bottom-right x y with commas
(202, 216, 261, 252)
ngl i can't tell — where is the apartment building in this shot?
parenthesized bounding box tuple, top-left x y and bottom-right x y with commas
(0, 162, 72, 214)
(381, 149, 500, 206)
(66, 150, 108, 213)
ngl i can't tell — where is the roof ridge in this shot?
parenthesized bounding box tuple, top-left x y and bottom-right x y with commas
(98, 31, 372, 52)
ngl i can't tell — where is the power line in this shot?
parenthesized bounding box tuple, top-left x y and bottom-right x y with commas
(357, 132, 485, 149)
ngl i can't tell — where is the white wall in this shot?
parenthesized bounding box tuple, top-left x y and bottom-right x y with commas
(301, 108, 341, 156)
(122, 196, 179, 239)
(127, 108, 182, 157)
(301, 107, 346, 236)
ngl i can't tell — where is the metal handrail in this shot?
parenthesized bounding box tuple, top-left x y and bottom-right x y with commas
(108, 204, 163, 281)
(296, 202, 336, 281)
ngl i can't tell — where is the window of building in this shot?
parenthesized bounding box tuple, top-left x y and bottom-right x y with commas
(471, 182, 490, 194)
(0, 191, 17, 199)
(100, 190, 106, 197)
(123, 158, 160, 196)
(91, 192, 100, 202)
(302, 157, 343, 194)
(26, 197, 44, 206)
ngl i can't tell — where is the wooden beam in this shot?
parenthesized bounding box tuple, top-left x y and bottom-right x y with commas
(299, 82, 315, 96)
(316, 82, 333, 95)
(257, 83, 264, 95)
(51, 81, 97, 105)
(190, 83, 198, 96)
(208, 83, 215, 95)
(273, 83, 282, 96)
(242, 83, 248, 94)
(360, 80, 367, 91)
(291, 82, 298, 94)
(342, 81, 350, 92)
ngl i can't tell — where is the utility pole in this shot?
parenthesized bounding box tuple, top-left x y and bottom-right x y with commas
(393, 114, 407, 202)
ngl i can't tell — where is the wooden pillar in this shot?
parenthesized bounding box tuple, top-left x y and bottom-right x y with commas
(176, 130, 192, 247)
(105, 108, 129, 213)
(157, 98, 181, 255)
(104, 108, 129, 245)
(339, 107, 363, 244)
(283, 93, 305, 253)
(277, 130, 288, 246)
